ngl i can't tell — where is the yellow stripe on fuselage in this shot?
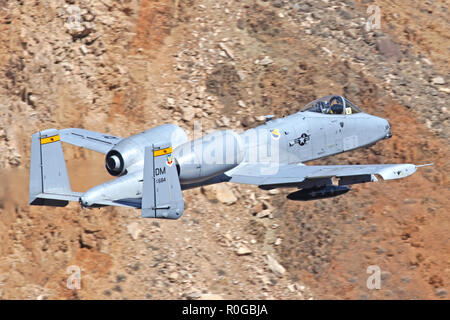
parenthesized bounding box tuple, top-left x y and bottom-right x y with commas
(40, 135, 60, 145)
(153, 147, 172, 157)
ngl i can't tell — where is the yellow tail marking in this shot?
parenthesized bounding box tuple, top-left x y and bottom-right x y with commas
(40, 135, 60, 145)
(153, 147, 172, 157)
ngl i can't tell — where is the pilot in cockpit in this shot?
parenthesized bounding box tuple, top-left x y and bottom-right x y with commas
(303, 95, 360, 115)
(329, 96, 344, 114)
(314, 96, 344, 114)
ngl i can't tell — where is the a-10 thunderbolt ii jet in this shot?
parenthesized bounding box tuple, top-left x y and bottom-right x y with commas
(29, 95, 430, 219)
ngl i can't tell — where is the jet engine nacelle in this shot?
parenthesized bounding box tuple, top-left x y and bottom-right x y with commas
(105, 124, 188, 176)
(174, 130, 244, 184)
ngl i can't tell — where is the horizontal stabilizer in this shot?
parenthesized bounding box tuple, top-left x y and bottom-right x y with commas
(30, 192, 82, 207)
(59, 128, 122, 154)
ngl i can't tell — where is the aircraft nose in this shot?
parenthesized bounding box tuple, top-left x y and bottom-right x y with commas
(372, 117, 392, 141)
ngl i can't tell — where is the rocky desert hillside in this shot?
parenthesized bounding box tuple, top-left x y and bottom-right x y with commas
(0, 0, 448, 299)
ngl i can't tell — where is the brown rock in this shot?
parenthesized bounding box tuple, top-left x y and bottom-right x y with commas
(236, 246, 252, 256)
(127, 222, 142, 240)
(376, 37, 403, 61)
(266, 255, 286, 277)
(241, 116, 256, 128)
(202, 184, 237, 205)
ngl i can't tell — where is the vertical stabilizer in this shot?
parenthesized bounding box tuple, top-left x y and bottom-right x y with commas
(142, 143, 184, 219)
(29, 129, 79, 206)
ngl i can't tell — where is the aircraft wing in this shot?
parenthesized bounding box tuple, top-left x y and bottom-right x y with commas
(227, 162, 427, 187)
(59, 128, 122, 154)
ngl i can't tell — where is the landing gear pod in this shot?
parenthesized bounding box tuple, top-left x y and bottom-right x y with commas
(174, 130, 245, 184)
(287, 185, 350, 201)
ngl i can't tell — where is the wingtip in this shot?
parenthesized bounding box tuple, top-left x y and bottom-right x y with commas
(416, 163, 433, 168)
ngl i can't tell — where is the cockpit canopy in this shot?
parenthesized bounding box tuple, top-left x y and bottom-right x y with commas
(301, 95, 362, 115)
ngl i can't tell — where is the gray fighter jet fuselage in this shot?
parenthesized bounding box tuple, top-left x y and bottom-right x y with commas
(29, 95, 427, 219)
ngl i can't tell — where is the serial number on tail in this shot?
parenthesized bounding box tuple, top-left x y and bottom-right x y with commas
(156, 177, 166, 183)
